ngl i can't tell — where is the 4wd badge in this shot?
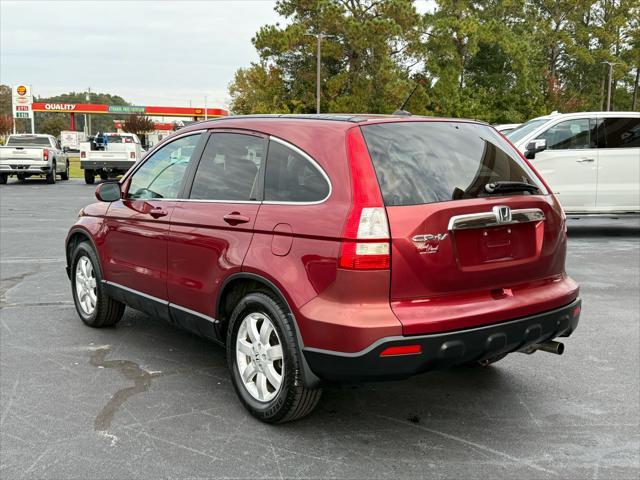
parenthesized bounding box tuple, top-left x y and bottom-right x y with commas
(412, 233, 448, 254)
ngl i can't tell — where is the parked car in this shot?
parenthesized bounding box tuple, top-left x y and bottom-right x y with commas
(79, 132, 143, 184)
(66, 115, 581, 422)
(0, 134, 69, 184)
(507, 111, 640, 214)
(494, 123, 521, 135)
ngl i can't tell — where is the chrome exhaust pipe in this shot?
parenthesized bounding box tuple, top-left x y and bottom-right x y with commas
(519, 340, 565, 355)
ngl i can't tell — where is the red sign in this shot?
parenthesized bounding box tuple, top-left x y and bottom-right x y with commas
(31, 103, 228, 117)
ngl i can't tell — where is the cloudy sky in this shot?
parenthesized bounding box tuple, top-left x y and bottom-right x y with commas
(1, 1, 434, 111)
(1, 1, 281, 109)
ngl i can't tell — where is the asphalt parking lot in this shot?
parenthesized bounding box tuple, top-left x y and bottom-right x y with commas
(1, 178, 639, 480)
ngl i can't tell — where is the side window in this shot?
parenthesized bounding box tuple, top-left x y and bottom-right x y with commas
(537, 119, 594, 150)
(264, 140, 330, 203)
(190, 133, 264, 201)
(127, 133, 201, 200)
(601, 117, 640, 148)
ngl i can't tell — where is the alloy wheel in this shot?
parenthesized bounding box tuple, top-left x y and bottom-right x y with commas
(75, 256, 97, 315)
(235, 312, 284, 402)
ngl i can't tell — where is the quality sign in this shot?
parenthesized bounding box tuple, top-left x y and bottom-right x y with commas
(12, 84, 34, 119)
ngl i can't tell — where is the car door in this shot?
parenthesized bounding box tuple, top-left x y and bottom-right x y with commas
(102, 132, 205, 302)
(166, 131, 266, 337)
(529, 117, 598, 212)
(595, 116, 640, 212)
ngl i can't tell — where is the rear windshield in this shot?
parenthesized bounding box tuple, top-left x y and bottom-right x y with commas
(6, 137, 51, 147)
(361, 121, 544, 206)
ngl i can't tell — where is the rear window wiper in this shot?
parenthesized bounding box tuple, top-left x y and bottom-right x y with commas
(485, 181, 540, 194)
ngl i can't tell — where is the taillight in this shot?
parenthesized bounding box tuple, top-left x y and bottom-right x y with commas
(80, 151, 86, 158)
(130, 151, 136, 159)
(43, 150, 49, 162)
(339, 128, 390, 270)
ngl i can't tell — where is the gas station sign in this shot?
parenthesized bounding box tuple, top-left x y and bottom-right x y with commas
(12, 84, 33, 119)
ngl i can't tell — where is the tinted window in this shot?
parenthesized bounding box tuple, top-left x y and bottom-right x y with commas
(506, 118, 548, 143)
(6, 136, 52, 147)
(265, 141, 330, 202)
(362, 122, 543, 206)
(127, 133, 201, 199)
(601, 117, 640, 148)
(190, 133, 264, 201)
(536, 119, 594, 150)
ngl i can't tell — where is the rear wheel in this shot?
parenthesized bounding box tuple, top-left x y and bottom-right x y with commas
(227, 291, 322, 423)
(61, 161, 69, 180)
(17, 173, 26, 181)
(84, 169, 95, 184)
(71, 242, 124, 327)
(0, 173, 7, 184)
(46, 162, 56, 184)
(100, 172, 108, 181)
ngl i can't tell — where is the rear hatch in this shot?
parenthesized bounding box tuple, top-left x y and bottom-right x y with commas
(361, 120, 575, 335)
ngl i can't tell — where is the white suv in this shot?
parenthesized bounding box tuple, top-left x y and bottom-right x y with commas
(507, 111, 639, 215)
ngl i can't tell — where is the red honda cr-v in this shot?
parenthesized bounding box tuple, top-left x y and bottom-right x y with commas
(66, 115, 581, 423)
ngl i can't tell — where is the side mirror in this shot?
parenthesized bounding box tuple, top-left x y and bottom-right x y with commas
(62, 146, 69, 153)
(95, 182, 121, 202)
(525, 138, 547, 159)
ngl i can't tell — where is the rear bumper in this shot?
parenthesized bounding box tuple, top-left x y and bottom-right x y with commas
(303, 298, 581, 382)
(0, 163, 51, 174)
(81, 160, 135, 170)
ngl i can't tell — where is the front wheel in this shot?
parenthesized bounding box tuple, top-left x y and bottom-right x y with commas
(71, 242, 125, 327)
(227, 292, 322, 423)
(84, 169, 95, 184)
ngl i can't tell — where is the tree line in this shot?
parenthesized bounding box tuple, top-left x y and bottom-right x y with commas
(229, 0, 639, 123)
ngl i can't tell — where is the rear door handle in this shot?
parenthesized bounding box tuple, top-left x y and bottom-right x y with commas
(149, 207, 168, 219)
(576, 158, 595, 163)
(223, 212, 250, 225)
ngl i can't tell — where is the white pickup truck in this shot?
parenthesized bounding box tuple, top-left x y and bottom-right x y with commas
(0, 134, 69, 184)
(80, 133, 143, 184)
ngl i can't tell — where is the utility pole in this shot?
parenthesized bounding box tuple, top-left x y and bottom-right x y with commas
(602, 61, 619, 111)
(86, 87, 92, 134)
(305, 32, 335, 114)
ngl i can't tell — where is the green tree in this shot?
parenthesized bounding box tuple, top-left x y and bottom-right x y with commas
(38, 116, 69, 138)
(229, 0, 424, 114)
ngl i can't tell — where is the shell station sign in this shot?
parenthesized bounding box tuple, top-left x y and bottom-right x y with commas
(12, 85, 34, 119)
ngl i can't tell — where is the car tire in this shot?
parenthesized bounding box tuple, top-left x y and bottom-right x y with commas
(0, 173, 7, 184)
(227, 291, 322, 423)
(84, 169, 95, 185)
(61, 161, 69, 180)
(46, 162, 56, 184)
(16, 174, 26, 181)
(71, 242, 125, 328)
(100, 172, 108, 181)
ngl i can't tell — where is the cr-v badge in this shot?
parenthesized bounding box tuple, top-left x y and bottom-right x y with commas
(412, 233, 448, 254)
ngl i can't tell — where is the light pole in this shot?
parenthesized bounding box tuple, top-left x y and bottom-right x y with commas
(602, 61, 619, 111)
(85, 87, 92, 135)
(305, 32, 335, 114)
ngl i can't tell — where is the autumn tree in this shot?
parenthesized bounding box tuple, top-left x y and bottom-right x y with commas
(122, 114, 155, 136)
